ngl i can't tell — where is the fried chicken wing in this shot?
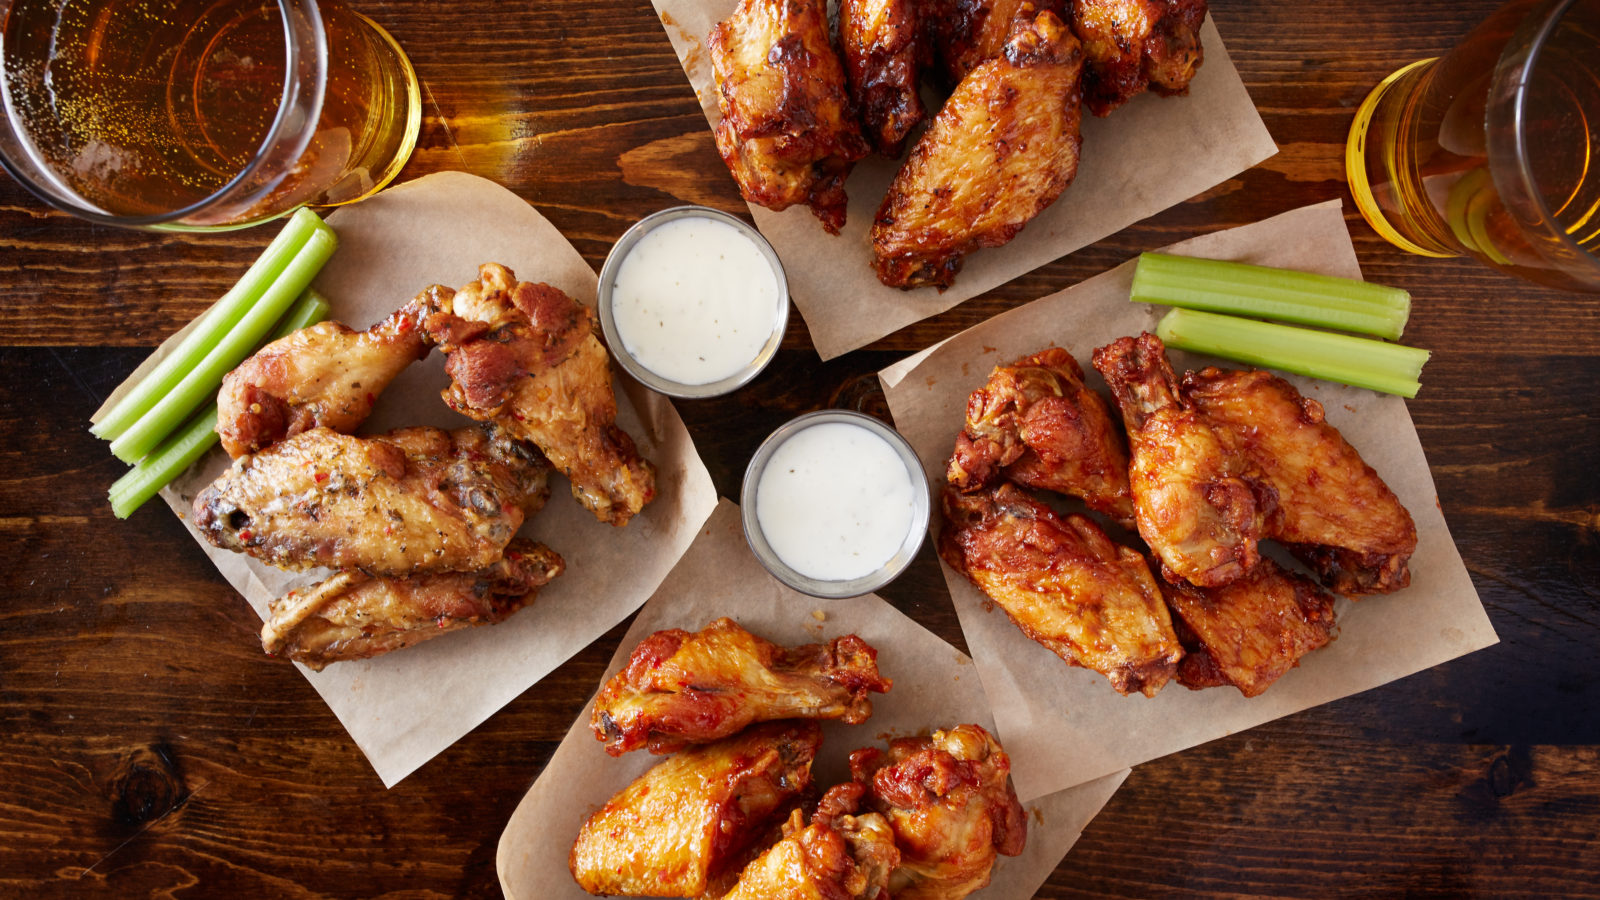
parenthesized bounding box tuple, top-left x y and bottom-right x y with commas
(1071, 0, 1207, 116)
(947, 347, 1133, 525)
(940, 483, 1181, 695)
(1183, 367, 1418, 594)
(570, 721, 821, 898)
(1092, 334, 1274, 588)
(259, 538, 564, 670)
(422, 263, 656, 527)
(721, 783, 899, 900)
(193, 425, 551, 576)
(840, 0, 927, 157)
(928, 0, 1067, 85)
(709, 0, 870, 233)
(850, 724, 1026, 900)
(872, 12, 1084, 289)
(216, 290, 437, 458)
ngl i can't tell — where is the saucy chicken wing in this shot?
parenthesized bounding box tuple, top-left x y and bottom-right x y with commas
(570, 721, 821, 897)
(940, 483, 1182, 696)
(592, 617, 892, 756)
(1183, 367, 1418, 594)
(422, 263, 656, 527)
(1071, 0, 1207, 116)
(840, 0, 927, 157)
(849, 724, 1027, 900)
(709, 0, 870, 233)
(928, 0, 1067, 85)
(259, 538, 564, 670)
(946, 347, 1134, 525)
(193, 425, 550, 576)
(872, 11, 1084, 289)
(721, 783, 900, 900)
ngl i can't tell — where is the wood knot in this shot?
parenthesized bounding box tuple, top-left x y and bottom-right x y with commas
(829, 373, 890, 422)
(110, 744, 186, 827)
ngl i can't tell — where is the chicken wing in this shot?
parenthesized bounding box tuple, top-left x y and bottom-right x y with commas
(849, 724, 1026, 900)
(193, 425, 551, 576)
(840, 0, 927, 157)
(1071, 0, 1207, 116)
(709, 0, 870, 233)
(927, 0, 1067, 85)
(872, 12, 1084, 289)
(215, 289, 438, 458)
(259, 538, 565, 670)
(570, 721, 821, 898)
(721, 783, 900, 900)
(939, 483, 1181, 696)
(591, 617, 892, 756)
(1092, 334, 1274, 588)
(946, 347, 1134, 525)
(422, 263, 656, 527)
(1182, 367, 1418, 594)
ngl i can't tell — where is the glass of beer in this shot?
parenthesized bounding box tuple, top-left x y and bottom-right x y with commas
(0, 0, 421, 229)
(1346, 0, 1600, 292)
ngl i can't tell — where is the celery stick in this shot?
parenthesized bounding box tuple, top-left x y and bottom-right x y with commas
(92, 208, 325, 441)
(1132, 252, 1412, 340)
(1156, 308, 1429, 398)
(109, 224, 337, 464)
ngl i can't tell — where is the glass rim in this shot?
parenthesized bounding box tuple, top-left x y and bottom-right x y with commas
(0, 0, 326, 228)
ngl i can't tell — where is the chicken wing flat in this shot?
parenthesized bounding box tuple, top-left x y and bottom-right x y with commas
(849, 724, 1026, 900)
(872, 12, 1084, 289)
(422, 263, 656, 527)
(193, 425, 551, 576)
(591, 617, 892, 756)
(215, 289, 438, 458)
(940, 483, 1181, 696)
(721, 783, 899, 900)
(928, 0, 1067, 85)
(259, 538, 564, 671)
(570, 721, 821, 898)
(840, 0, 926, 157)
(1183, 367, 1418, 594)
(1162, 557, 1337, 697)
(709, 0, 870, 233)
(1071, 0, 1207, 116)
(1092, 334, 1274, 588)
(946, 347, 1133, 525)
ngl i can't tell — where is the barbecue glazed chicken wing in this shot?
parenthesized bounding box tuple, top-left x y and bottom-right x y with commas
(928, 0, 1067, 85)
(260, 538, 565, 670)
(709, 0, 870, 233)
(570, 721, 821, 898)
(1092, 334, 1274, 588)
(872, 12, 1084, 289)
(940, 483, 1182, 696)
(193, 425, 550, 576)
(1071, 0, 1207, 116)
(216, 290, 437, 458)
(947, 347, 1134, 525)
(721, 783, 900, 900)
(850, 724, 1027, 900)
(591, 617, 892, 756)
(422, 263, 656, 527)
(840, 0, 927, 157)
(1182, 367, 1418, 594)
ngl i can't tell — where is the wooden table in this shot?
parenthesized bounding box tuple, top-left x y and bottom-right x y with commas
(3, 0, 1597, 896)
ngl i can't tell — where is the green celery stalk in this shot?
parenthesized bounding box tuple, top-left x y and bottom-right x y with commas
(109, 290, 331, 519)
(1156, 308, 1429, 398)
(1132, 252, 1412, 341)
(109, 223, 337, 464)
(91, 208, 325, 441)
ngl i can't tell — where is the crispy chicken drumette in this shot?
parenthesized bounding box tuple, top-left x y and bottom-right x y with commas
(840, 0, 928, 157)
(720, 783, 900, 900)
(1071, 0, 1208, 116)
(927, 0, 1068, 85)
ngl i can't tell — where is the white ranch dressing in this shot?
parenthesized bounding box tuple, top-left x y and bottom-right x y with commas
(755, 422, 918, 582)
(609, 215, 780, 385)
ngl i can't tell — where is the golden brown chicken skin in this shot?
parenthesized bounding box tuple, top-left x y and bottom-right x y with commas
(591, 617, 892, 757)
(840, 0, 927, 157)
(422, 263, 656, 527)
(1071, 0, 1206, 116)
(215, 290, 437, 458)
(940, 483, 1182, 696)
(872, 12, 1084, 289)
(260, 538, 565, 671)
(193, 425, 550, 576)
(721, 783, 900, 900)
(570, 721, 821, 898)
(928, 0, 1068, 85)
(947, 347, 1134, 525)
(709, 0, 870, 234)
(849, 724, 1027, 900)
(1182, 367, 1418, 594)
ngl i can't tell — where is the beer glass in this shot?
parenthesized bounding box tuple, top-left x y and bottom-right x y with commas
(1346, 0, 1600, 291)
(0, 0, 421, 229)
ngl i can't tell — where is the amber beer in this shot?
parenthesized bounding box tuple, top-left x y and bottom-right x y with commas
(0, 0, 419, 226)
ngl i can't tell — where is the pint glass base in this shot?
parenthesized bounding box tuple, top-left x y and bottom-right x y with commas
(1346, 58, 1457, 259)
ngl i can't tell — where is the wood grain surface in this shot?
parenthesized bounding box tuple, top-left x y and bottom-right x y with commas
(2, 0, 1598, 897)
